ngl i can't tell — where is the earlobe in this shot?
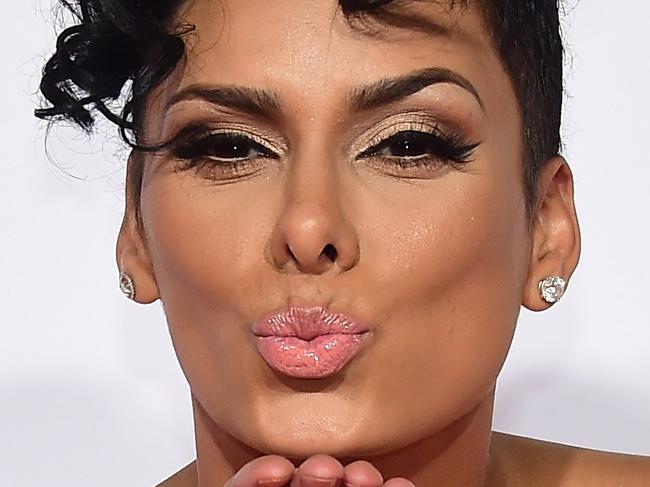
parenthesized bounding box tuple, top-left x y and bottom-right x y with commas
(116, 229, 160, 304)
(522, 156, 581, 312)
(115, 152, 160, 304)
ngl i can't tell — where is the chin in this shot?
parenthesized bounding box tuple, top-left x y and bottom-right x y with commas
(253, 432, 399, 460)
(234, 405, 417, 460)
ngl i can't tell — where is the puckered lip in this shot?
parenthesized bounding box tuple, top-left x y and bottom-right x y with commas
(251, 306, 371, 341)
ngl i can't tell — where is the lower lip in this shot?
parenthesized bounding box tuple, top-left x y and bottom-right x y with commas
(254, 333, 369, 379)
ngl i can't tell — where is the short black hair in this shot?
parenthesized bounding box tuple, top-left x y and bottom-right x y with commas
(35, 0, 564, 213)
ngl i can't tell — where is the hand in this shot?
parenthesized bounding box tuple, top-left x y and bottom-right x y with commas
(224, 453, 415, 486)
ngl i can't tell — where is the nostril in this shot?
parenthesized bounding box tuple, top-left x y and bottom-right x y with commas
(284, 244, 297, 262)
(322, 244, 338, 262)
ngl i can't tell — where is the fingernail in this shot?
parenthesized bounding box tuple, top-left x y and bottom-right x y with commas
(256, 480, 287, 486)
(299, 475, 340, 486)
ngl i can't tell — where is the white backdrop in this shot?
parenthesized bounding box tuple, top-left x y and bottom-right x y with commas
(1, 1, 649, 486)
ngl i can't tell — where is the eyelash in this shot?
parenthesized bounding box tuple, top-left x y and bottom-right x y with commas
(358, 123, 479, 169)
(169, 127, 278, 178)
(167, 123, 479, 178)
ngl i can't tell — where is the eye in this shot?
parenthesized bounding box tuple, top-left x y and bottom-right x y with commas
(359, 130, 479, 166)
(171, 131, 277, 162)
(368, 131, 438, 159)
(168, 128, 280, 180)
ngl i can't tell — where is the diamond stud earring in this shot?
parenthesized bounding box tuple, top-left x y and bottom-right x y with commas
(538, 276, 567, 304)
(119, 271, 136, 300)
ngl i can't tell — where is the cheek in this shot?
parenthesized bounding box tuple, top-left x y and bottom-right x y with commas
(356, 169, 530, 437)
(141, 175, 275, 304)
(139, 174, 281, 419)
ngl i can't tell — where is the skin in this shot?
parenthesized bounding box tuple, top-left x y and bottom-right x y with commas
(114, 0, 649, 485)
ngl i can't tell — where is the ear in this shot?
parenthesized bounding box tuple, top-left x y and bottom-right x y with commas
(523, 156, 581, 311)
(115, 152, 160, 304)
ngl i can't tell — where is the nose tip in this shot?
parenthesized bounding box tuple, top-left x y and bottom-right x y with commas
(269, 209, 359, 275)
(288, 244, 340, 274)
(284, 242, 339, 274)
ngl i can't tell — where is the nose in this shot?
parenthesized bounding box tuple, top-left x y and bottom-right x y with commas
(268, 157, 360, 275)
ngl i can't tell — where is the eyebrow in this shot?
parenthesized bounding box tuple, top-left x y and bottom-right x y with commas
(348, 67, 485, 112)
(165, 66, 484, 118)
(165, 85, 283, 119)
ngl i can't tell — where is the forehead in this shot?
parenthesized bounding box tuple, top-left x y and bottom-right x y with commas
(169, 0, 505, 106)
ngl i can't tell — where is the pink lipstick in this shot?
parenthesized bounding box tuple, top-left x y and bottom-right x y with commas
(252, 307, 370, 379)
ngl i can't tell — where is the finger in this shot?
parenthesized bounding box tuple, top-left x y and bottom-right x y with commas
(383, 478, 415, 487)
(342, 460, 383, 487)
(291, 454, 345, 487)
(224, 455, 295, 487)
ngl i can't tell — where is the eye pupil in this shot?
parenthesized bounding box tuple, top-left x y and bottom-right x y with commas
(389, 132, 428, 157)
(211, 136, 251, 158)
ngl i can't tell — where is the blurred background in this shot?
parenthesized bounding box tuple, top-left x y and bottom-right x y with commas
(1, 1, 648, 485)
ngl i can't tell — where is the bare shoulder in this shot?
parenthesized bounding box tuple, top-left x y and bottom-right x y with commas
(490, 431, 650, 487)
(155, 461, 198, 487)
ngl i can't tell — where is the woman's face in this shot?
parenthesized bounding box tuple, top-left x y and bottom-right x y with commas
(128, 0, 532, 457)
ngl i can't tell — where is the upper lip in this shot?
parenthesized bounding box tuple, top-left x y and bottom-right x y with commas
(251, 306, 370, 341)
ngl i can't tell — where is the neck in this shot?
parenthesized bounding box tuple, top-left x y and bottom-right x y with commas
(192, 392, 497, 487)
